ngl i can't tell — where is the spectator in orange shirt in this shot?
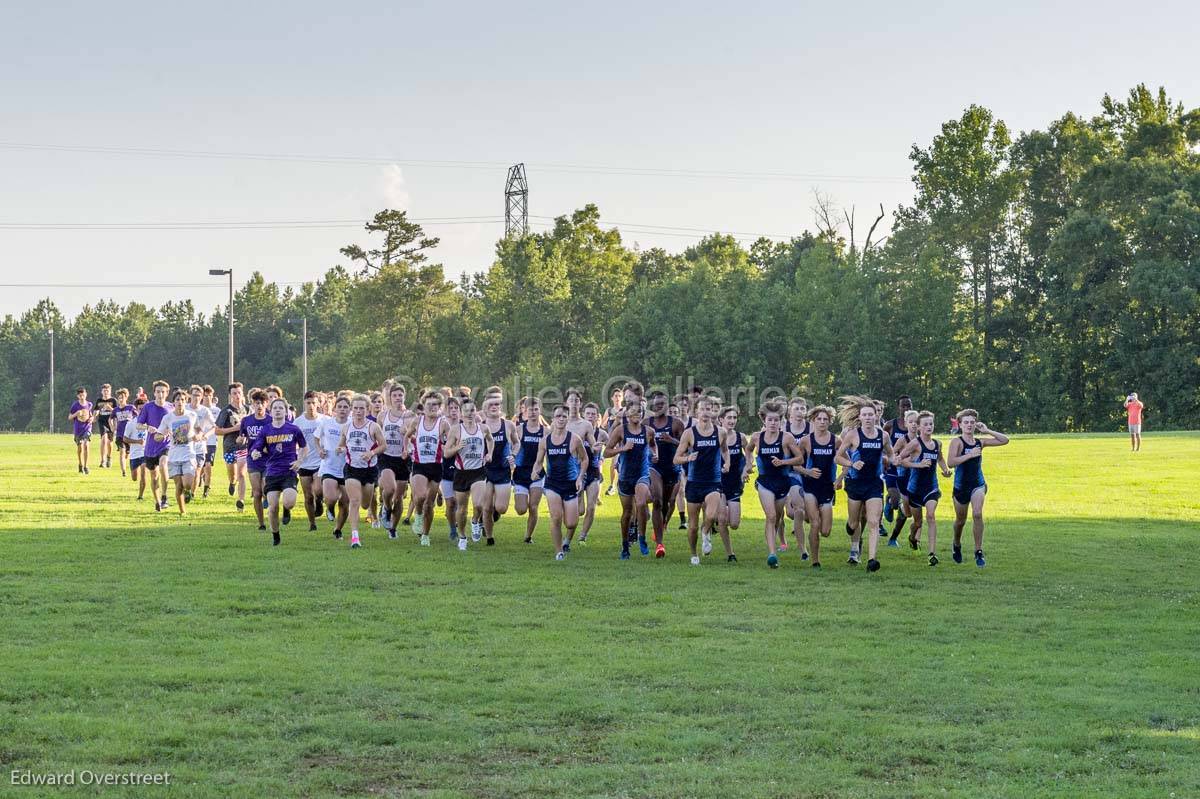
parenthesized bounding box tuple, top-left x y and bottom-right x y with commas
(1124, 393, 1144, 452)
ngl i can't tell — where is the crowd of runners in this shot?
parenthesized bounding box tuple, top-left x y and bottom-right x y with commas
(63, 379, 1019, 571)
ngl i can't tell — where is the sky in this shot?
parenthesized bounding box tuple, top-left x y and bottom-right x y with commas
(1, 0, 1196, 318)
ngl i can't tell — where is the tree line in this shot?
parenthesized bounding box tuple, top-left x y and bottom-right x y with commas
(2, 85, 1196, 433)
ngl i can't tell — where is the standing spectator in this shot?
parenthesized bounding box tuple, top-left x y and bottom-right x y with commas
(1124, 393, 1144, 452)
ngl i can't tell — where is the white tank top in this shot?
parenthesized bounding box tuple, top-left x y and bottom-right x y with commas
(345, 419, 377, 468)
(455, 423, 487, 470)
(413, 416, 442, 464)
(380, 410, 407, 457)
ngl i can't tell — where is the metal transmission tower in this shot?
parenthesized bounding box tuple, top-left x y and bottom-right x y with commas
(504, 163, 528, 238)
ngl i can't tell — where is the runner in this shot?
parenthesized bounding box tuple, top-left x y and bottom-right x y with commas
(214, 383, 248, 512)
(68, 387, 93, 474)
(93, 383, 117, 468)
(646, 390, 684, 558)
(337, 394, 386, 548)
(187, 385, 216, 499)
(439, 395, 462, 542)
(136, 381, 172, 511)
(883, 395, 913, 526)
(577, 402, 607, 544)
(511, 396, 546, 545)
(113, 387, 135, 477)
(293, 390, 328, 532)
(796, 404, 839, 568)
(122, 397, 148, 499)
(673, 395, 730, 566)
(895, 411, 952, 565)
(480, 392, 517, 545)
(946, 409, 1009, 567)
(747, 399, 803, 568)
(315, 395, 352, 539)
(237, 389, 272, 530)
(201, 385, 220, 497)
(442, 398, 492, 551)
(887, 410, 919, 547)
(834, 395, 895, 573)
(407, 390, 448, 546)
(603, 398, 656, 560)
(716, 405, 747, 563)
(153, 389, 203, 515)
(530, 405, 588, 560)
(249, 397, 307, 546)
(564, 389, 599, 547)
(377, 384, 412, 539)
(783, 396, 811, 558)
(601, 387, 623, 496)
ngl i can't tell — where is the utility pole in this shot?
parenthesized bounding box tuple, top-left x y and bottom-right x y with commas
(209, 269, 234, 385)
(504, 163, 528, 238)
(49, 327, 55, 434)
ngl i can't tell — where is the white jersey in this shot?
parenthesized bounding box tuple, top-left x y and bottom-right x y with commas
(455, 423, 487, 470)
(189, 404, 215, 455)
(157, 410, 199, 463)
(344, 419, 378, 469)
(294, 412, 326, 471)
(123, 418, 147, 460)
(412, 416, 442, 464)
(380, 410, 407, 457)
(205, 403, 219, 446)
(316, 417, 347, 478)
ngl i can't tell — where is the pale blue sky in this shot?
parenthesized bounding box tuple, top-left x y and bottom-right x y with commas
(1, 0, 1195, 317)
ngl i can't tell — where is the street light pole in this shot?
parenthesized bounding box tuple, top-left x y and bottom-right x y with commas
(209, 269, 234, 385)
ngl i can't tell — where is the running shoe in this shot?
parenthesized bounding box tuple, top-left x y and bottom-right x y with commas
(412, 515, 423, 536)
(419, 534, 430, 546)
(638, 535, 649, 556)
(845, 522, 853, 537)
(457, 537, 468, 551)
(281, 507, 291, 526)
(701, 533, 713, 556)
(258, 524, 266, 531)
(908, 532, 919, 550)
(371, 518, 381, 529)
(334, 530, 343, 540)
(492, 510, 500, 523)
(779, 541, 788, 552)
(727, 553, 737, 563)
(562, 542, 570, 553)
(471, 521, 482, 542)
(154, 500, 162, 513)
(272, 531, 280, 546)
(883, 502, 894, 523)
(801, 551, 809, 561)
(485, 537, 495, 546)
(380, 508, 391, 527)
(261, 497, 269, 510)
(928, 553, 939, 566)
(83, 467, 90, 475)
(449, 527, 458, 542)
(867, 558, 880, 572)
(605, 484, 616, 496)
(308, 523, 317, 532)
(975, 550, 986, 568)
(878, 525, 887, 537)
(555, 552, 565, 561)
(627, 523, 637, 543)
(690, 555, 701, 566)
(184, 490, 193, 504)
(228, 482, 235, 496)
(388, 528, 397, 540)
(619, 547, 631, 560)
(161, 495, 168, 507)
(952, 544, 963, 564)
(655, 544, 665, 558)
(236, 499, 245, 511)
(202, 486, 210, 499)
(350, 535, 361, 548)
(811, 561, 821, 569)
(326, 508, 335, 521)
(677, 517, 686, 530)
(402, 517, 412, 526)
(887, 538, 899, 548)
(767, 553, 778, 569)
(847, 549, 860, 565)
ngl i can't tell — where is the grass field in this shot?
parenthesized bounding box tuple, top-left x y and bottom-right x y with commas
(2, 432, 1198, 798)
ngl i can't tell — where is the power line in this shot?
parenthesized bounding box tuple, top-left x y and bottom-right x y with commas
(0, 141, 911, 184)
(0, 216, 502, 231)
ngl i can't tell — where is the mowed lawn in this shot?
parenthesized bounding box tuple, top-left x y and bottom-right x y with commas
(1, 432, 1198, 799)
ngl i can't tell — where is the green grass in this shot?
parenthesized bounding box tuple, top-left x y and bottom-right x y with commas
(1, 432, 1198, 798)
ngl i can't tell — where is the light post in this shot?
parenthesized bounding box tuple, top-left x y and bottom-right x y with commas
(287, 317, 308, 394)
(209, 269, 234, 385)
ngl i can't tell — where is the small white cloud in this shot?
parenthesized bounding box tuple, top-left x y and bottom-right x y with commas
(379, 164, 410, 210)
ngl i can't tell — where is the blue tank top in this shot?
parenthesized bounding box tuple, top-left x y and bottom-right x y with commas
(755, 431, 790, 485)
(618, 420, 651, 481)
(687, 423, 722, 484)
(486, 420, 509, 468)
(544, 430, 579, 485)
(848, 427, 884, 483)
(806, 431, 837, 488)
(906, 437, 940, 494)
(894, 432, 914, 482)
(954, 436, 985, 491)
(513, 420, 543, 470)
(725, 432, 745, 481)
(649, 416, 681, 474)
(886, 418, 908, 474)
